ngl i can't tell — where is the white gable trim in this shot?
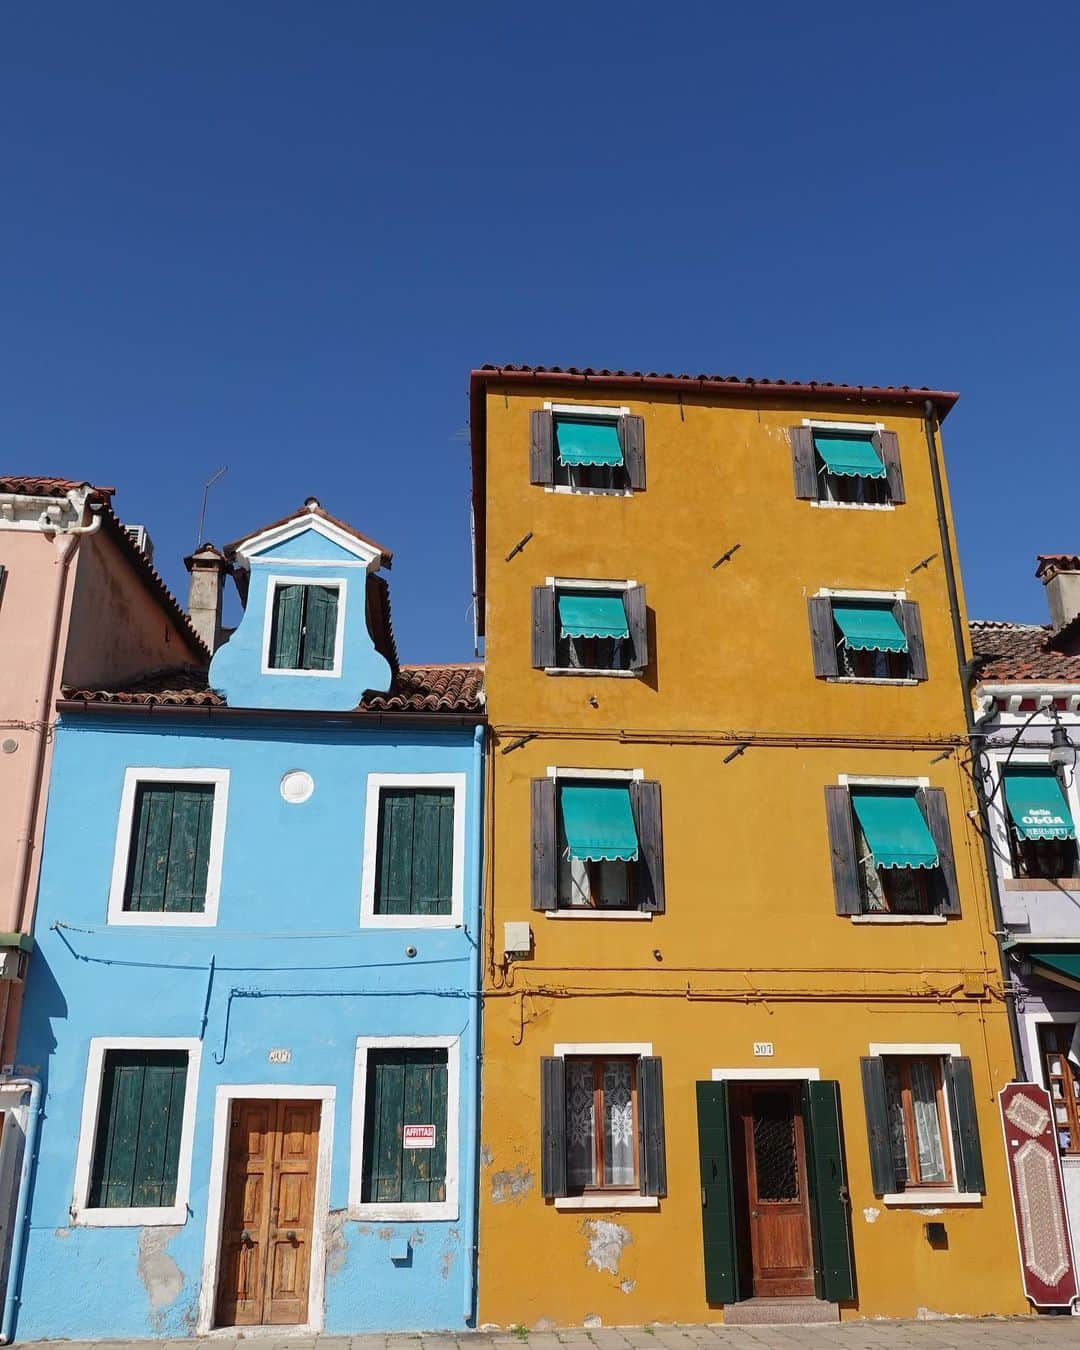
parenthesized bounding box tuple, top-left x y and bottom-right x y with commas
(231, 511, 383, 571)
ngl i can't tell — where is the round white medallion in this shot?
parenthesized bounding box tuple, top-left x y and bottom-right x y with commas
(280, 770, 315, 804)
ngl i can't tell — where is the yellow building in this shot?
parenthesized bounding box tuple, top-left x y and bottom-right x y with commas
(469, 365, 1027, 1327)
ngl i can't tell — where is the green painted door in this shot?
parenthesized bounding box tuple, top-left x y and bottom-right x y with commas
(802, 1080, 855, 1302)
(696, 1080, 740, 1305)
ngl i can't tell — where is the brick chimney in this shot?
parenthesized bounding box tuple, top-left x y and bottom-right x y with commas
(1037, 554, 1080, 633)
(184, 544, 229, 653)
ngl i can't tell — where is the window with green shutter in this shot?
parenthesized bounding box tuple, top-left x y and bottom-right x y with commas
(124, 783, 215, 913)
(374, 788, 455, 916)
(268, 582, 340, 671)
(361, 1048, 448, 1204)
(88, 1050, 189, 1209)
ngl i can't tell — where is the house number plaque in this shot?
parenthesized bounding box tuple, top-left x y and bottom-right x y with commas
(753, 1042, 774, 1057)
(268, 1048, 291, 1064)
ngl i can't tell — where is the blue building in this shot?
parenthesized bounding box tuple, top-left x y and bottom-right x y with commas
(10, 501, 485, 1339)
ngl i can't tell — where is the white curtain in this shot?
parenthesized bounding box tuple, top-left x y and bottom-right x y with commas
(603, 1062, 636, 1186)
(909, 1060, 947, 1183)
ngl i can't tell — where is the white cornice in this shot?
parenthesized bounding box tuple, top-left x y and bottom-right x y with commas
(0, 487, 92, 533)
(230, 510, 383, 571)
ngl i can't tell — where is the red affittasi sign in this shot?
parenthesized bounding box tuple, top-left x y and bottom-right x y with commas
(403, 1124, 436, 1149)
(999, 1082, 1077, 1308)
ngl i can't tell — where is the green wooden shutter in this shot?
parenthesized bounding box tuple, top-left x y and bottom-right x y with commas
(125, 784, 213, 914)
(89, 1050, 188, 1209)
(362, 1049, 448, 1204)
(409, 790, 455, 917)
(860, 1057, 897, 1196)
(375, 790, 416, 915)
(944, 1056, 985, 1193)
(301, 584, 339, 671)
(696, 1080, 741, 1305)
(802, 1080, 855, 1302)
(269, 583, 305, 669)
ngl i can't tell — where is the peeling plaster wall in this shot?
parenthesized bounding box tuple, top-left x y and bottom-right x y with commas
(13, 715, 482, 1339)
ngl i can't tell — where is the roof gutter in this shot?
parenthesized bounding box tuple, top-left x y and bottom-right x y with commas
(54, 699, 484, 728)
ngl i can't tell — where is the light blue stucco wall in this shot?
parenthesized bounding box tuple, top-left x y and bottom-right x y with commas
(13, 713, 483, 1340)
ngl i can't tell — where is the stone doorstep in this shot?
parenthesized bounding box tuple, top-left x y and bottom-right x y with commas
(720, 1298, 840, 1326)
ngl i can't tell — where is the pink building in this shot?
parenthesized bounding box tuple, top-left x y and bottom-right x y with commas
(0, 476, 207, 1062)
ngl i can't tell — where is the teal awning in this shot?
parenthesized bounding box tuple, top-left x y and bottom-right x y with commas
(833, 604, 908, 654)
(558, 592, 629, 640)
(555, 418, 624, 467)
(851, 791, 940, 870)
(560, 784, 639, 863)
(1025, 947, 1080, 987)
(1004, 767, 1077, 841)
(814, 434, 886, 480)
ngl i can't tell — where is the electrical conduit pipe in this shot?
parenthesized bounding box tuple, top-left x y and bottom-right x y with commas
(0, 1076, 42, 1344)
(463, 723, 483, 1323)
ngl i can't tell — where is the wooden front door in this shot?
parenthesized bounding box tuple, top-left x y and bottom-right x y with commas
(734, 1083, 814, 1298)
(215, 1099, 321, 1328)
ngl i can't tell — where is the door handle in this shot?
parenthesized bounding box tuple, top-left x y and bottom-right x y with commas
(751, 1210, 760, 1219)
(240, 1230, 253, 1245)
(271, 1228, 299, 1242)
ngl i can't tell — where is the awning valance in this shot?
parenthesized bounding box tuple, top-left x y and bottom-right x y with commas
(1004, 768, 1077, 841)
(558, 592, 629, 640)
(555, 418, 624, 467)
(851, 790, 940, 870)
(560, 784, 639, 863)
(814, 434, 886, 479)
(833, 603, 908, 653)
(1025, 947, 1080, 988)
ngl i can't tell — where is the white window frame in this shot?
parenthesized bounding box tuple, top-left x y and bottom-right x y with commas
(72, 1036, 201, 1227)
(545, 577, 640, 679)
(197, 1082, 335, 1336)
(866, 1042, 980, 1206)
(107, 768, 230, 927)
(349, 1035, 460, 1221)
(543, 402, 634, 498)
(550, 1041, 658, 1211)
(984, 745, 1080, 883)
(260, 573, 347, 678)
(359, 772, 467, 929)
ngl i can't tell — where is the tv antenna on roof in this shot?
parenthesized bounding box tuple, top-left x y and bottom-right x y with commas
(196, 466, 227, 549)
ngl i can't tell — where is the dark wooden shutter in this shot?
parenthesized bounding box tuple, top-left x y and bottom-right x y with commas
(625, 585, 648, 671)
(630, 779, 665, 913)
(802, 1080, 855, 1302)
(808, 597, 839, 677)
(791, 426, 818, 500)
(126, 784, 213, 914)
(899, 601, 928, 680)
(918, 787, 961, 916)
(944, 1056, 985, 1193)
(531, 777, 557, 912)
(619, 414, 646, 490)
(409, 789, 455, 917)
(270, 583, 304, 668)
(375, 789, 415, 915)
(303, 584, 339, 670)
(531, 586, 556, 670)
(824, 786, 862, 916)
(89, 1050, 188, 1208)
(362, 1048, 449, 1203)
(860, 1056, 897, 1196)
(696, 1080, 741, 1305)
(874, 430, 905, 504)
(530, 410, 554, 486)
(540, 1056, 567, 1198)
(637, 1057, 667, 1196)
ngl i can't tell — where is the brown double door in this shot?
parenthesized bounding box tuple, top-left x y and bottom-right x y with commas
(215, 1099, 321, 1328)
(732, 1082, 814, 1298)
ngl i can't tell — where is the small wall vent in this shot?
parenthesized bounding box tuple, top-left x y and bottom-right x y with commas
(124, 524, 155, 564)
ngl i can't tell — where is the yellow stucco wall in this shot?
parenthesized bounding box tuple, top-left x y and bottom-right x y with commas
(476, 384, 1027, 1324)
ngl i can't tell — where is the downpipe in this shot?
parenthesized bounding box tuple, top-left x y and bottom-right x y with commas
(463, 723, 484, 1324)
(0, 1077, 43, 1345)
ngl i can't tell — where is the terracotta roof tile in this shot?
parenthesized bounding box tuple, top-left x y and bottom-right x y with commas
(1036, 554, 1080, 577)
(971, 620, 1080, 684)
(62, 662, 484, 715)
(0, 475, 116, 498)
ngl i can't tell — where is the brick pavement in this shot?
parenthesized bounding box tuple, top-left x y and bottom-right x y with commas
(17, 1322, 1080, 1350)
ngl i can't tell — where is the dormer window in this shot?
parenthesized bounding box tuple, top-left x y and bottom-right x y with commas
(265, 578, 343, 675)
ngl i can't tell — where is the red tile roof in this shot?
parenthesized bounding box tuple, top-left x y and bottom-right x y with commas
(61, 662, 484, 715)
(1036, 555, 1080, 578)
(468, 364, 960, 636)
(224, 499, 392, 569)
(971, 621, 1080, 684)
(0, 475, 116, 498)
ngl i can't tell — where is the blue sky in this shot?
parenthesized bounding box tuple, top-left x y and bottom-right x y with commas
(1, 3, 1076, 661)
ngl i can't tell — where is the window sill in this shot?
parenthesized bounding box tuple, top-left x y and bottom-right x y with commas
(1004, 878, 1080, 891)
(882, 1192, 981, 1207)
(543, 668, 639, 679)
(72, 1205, 188, 1227)
(348, 1202, 458, 1222)
(554, 1194, 659, 1211)
(546, 909, 652, 921)
(544, 485, 633, 498)
(360, 916, 462, 930)
(850, 914, 947, 925)
(107, 912, 217, 928)
(826, 676, 919, 687)
(810, 499, 896, 511)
